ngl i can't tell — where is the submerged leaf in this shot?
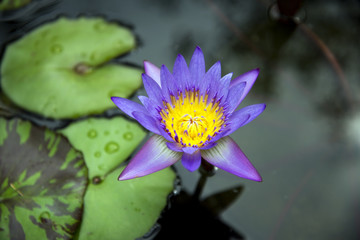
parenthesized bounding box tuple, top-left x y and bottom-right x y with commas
(1, 17, 142, 119)
(201, 185, 244, 216)
(0, 0, 30, 11)
(0, 118, 88, 239)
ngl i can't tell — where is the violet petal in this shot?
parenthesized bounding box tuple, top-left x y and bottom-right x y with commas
(132, 111, 161, 135)
(118, 135, 181, 180)
(222, 113, 250, 137)
(111, 97, 146, 118)
(189, 46, 205, 88)
(182, 146, 198, 154)
(201, 136, 262, 181)
(166, 142, 183, 152)
(225, 82, 246, 114)
(138, 96, 161, 119)
(157, 126, 175, 142)
(200, 141, 217, 150)
(217, 72, 233, 102)
(204, 61, 221, 102)
(173, 54, 191, 91)
(160, 64, 177, 100)
(144, 60, 161, 86)
(142, 73, 164, 106)
(224, 103, 266, 136)
(229, 68, 259, 107)
(181, 150, 201, 172)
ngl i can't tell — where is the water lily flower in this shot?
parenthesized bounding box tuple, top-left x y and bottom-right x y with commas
(111, 47, 265, 181)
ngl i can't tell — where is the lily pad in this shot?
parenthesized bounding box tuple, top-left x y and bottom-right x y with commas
(1, 17, 142, 119)
(78, 165, 176, 240)
(0, 118, 88, 239)
(59, 117, 147, 179)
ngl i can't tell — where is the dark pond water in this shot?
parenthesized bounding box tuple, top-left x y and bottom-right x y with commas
(1, 0, 359, 239)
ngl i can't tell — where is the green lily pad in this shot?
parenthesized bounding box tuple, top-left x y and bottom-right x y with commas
(1, 17, 142, 119)
(0, 118, 88, 239)
(78, 166, 176, 240)
(59, 117, 147, 179)
(59, 116, 177, 239)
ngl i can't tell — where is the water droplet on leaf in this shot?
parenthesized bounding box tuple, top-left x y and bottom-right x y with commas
(98, 164, 104, 170)
(104, 141, 119, 154)
(94, 151, 101, 158)
(123, 132, 133, 140)
(51, 44, 63, 54)
(87, 129, 97, 139)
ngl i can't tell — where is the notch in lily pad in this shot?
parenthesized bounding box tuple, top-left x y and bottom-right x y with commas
(1, 17, 143, 119)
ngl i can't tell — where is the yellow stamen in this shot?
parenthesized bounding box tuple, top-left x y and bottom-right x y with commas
(160, 90, 225, 147)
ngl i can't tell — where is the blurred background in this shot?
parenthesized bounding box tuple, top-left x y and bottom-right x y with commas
(1, 0, 359, 239)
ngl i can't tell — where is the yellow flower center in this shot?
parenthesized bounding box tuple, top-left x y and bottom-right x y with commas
(160, 90, 225, 147)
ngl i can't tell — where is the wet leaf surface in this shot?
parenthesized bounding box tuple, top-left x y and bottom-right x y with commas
(59, 117, 147, 179)
(59, 116, 177, 239)
(0, 117, 88, 239)
(1, 17, 142, 119)
(78, 165, 176, 240)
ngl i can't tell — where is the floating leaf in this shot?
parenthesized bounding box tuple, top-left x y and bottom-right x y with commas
(0, 118, 88, 239)
(78, 166, 176, 240)
(59, 117, 147, 179)
(60, 116, 177, 239)
(1, 17, 142, 119)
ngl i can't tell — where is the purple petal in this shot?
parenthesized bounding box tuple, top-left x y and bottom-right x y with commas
(209, 129, 229, 143)
(222, 113, 250, 137)
(182, 146, 198, 154)
(200, 142, 217, 150)
(216, 72, 232, 102)
(173, 54, 191, 91)
(224, 103, 266, 137)
(158, 127, 174, 142)
(225, 82, 246, 114)
(142, 73, 164, 106)
(201, 136, 262, 181)
(202, 61, 221, 101)
(160, 64, 177, 100)
(144, 61, 161, 86)
(181, 150, 201, 172)
(189, 46, 205, 88)
(111, 97, 146, 118)
(119, 135, 181, 180)
(138, 96, 161, 119)
(132, 111, 161, 135)
(229, 68, 259, 107)
(166, 142, 183, 152)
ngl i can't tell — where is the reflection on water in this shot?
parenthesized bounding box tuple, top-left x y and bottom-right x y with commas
(1, 0, 359, 239)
